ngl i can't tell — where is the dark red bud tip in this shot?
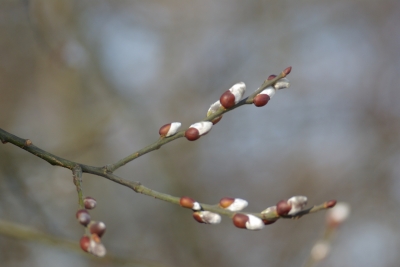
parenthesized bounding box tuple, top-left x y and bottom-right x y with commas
(276, 200, 291, 216)
(325, 200, 337, 209)
(253, 94, 270, 107)
(89, 221, 106, 237)
(76, 209, 91, 226)
(283, 66, 292, 76)
(232, 213, 249, 229)
(1, 140, 7, 144)
(159, 123, 171, 136)
(220, 91, 235, 109)
(180, 196, 196, 209)
(76, 209, 88, 219)
(185, 128, 200, 141)
(219, 197, 235, 208)
(262, 218, 277, 225)
(84, 197, 97, 210)
(80, 236, 90, 252)
(193, 212, 205, 223)
(267, 74, 277, 80)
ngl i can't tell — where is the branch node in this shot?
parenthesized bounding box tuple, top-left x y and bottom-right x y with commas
(103, 164, 114, 174)
(72, 165, 84, 208)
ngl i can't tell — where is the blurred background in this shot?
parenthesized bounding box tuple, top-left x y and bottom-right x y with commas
(1, 0, 400, 266)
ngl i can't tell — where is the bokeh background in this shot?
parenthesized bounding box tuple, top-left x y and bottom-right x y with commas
(1, 0, 400, 266)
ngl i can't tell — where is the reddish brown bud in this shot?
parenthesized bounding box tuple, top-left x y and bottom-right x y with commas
(185, 128, 200, 141)
(80, 236, 90, 252)
(219, 197, 248, 211)
(192, 211, 221, 224)
(193, 212, 205, 223)
(253, 94, 270, 107)
(1, 140, 7, 144)
(185, 122, 213, 141)
(276, 200, 291, 216)
(232, 213, 249, 229)
(180, 196, 201, 210)
(207, 101, 223, 125)
(283, 66, 292, 76)
(220, 91, 236, 109)
(219, 197, 235, 208)
(76, 209, 91, 226)
(84, 197, 97, 210)
(158, 122, 181, 137)
(89, 221, 106, 237)
(180, 196, 195, 208)
(267, 74, 277, 80)
(159, 124, 171, 136)
(325, 200, 337, 208)
(233, 213, 264, 230)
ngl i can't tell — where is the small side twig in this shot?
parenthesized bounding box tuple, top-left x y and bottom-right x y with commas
(72, 165, 84, 208)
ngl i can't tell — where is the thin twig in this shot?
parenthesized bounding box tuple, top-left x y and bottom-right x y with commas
(72, 165, 84, 208)
(105, 69, 290, 172)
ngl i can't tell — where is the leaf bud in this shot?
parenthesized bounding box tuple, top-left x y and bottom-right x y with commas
(260, 206, 278, 224)
(83, 197, 97, 210)
(207, 101, 223, 124)
(253, 94, 270, 107)
(219, 82, 246, 109)
(325, 200, 337, 208)
(76, 209, 91, 226)
(219, 197, 248, 211)
(185, 121, 213, 141)
(283, 66, 292, 76)
(89, 234, 106, 257)
(159, 122, 181, 137)
(89, 221, 106, 237)
(232, 213, 264, 230)
(287, 196, 307, 215)
(180, 196, 202, 211)
(193, 211, 221, 224)
(276, 200, 291, 216)
(80, 236, 90, 252)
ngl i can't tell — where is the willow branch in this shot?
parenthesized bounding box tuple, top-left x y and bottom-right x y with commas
(104, 67, 291, 172)
(0, 126, 333, 223)
(0, 67, 336, 223)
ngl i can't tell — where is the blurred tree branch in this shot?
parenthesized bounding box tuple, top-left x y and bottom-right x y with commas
(0, 219, 169, 267)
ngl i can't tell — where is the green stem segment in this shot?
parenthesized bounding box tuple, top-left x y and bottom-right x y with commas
(72, 165, 84, 209)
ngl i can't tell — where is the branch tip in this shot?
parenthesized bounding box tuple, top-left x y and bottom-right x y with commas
(283, 66, 292, 76)
(325, 200, 337, 209)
